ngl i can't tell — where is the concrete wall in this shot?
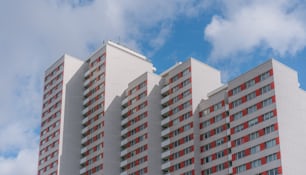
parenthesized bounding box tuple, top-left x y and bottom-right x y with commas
(59, 55, 84, 175)
(272, 59, 306, 174)
(102, 42, 154, 175)
(146, 73, 162, 175)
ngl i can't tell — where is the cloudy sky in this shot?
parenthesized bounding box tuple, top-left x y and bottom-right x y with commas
(1, 0, 306, 174)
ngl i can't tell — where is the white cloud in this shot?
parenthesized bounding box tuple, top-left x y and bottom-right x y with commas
(0, 148, 38, 175)
(204, 0, 306, 61)
(0, 1, 208, 174)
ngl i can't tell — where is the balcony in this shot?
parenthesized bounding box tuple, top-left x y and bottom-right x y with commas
(121, 108, 129, 116)
(81, 147, 87, 154)
(84, 79, 90, 87)
(161, 161, 171, 170)
(161, 96, 169, 105)
(121, 97, 128, 107)
(82, 107, 89, 115)
(161, 85, 169, 95)
(83, 88, 90, 96)
(81, 137, 88, 144)
(121, 138, 128, 146)
(83, 98, 89, 106)
(80, 157, 87, 164)
(84, 70, 90, 78)
(120, 160, 128, 167)
(161, 150, 171, 159)
(161, 106, 170, 116)
(81, 127, 88, 134)
(80, 167, 86, 174)
(121, 128, 128, 136)
(120, 172, 128, 175)
(161, 139, 170, 147)
(161, 128, 170, 137)
(121, 117, 129, 126)
(82, 117, 88, 125)
(120, 149, 128, 157)
(161, 117, 170, 126)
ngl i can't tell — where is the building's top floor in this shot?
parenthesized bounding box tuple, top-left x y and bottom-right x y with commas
(199, 57, 305, 99)
(45, 41, 305, 95)
(86, 40, 151, 64)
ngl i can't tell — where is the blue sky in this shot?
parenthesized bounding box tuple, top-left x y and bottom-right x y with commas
(0, 0, 306, 174)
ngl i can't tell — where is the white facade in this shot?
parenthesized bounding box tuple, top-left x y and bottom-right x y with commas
(38, 41, 306, 175)
(38, 54, 84, 175)
(272, 60, 306, 174)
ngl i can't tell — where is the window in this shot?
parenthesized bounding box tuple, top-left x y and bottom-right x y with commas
(250, 145, 260, 154)
(262, 97, 273, 107)
(261, 84, 271, 94)
(237, 164, 246, 173)
(264, 111, 274, 120)
(247, 91, 256, 101)
(247, 105, 257, 114)
(139, 92, 146, 99)
(216, 163, 225, 171)
(214, 114, 223, 122)
(172, 85, 180, 92)
(183, 101, 191, 109)
(205, 156, 212, 163)
(267, 168, 278, 175)
(204, 132, 210, 139)
(214, 102, 222, 111)
(260, 71, 270, 81)
(173, 129, 180, 136)
(204, 168, 212, 175)
(264, 125, 275, 134)
(173, 96, 180, 103)
(233, 111, 243, 121)
(204, 144, 211, 151)
(233, 99, 242, 108)
(203, 109, 210, 117)
(246, 79, 255, 88)
(251, 159, 261, 168)
(235, 138, 244, 146)
(215, 126, 223, 134)
(266, 139, 277, 149)
(172, 75, 180, 82)
(216, 150, 225, 158)
(184, 146, 193, 154)
(182, 68, 189, 76)
(234, 124, 244, 133)
(202, 120, 210, 127)
(183, 112, 192, 120)
(182, 89, 191, 97)
(232, 86, 241, 95)
(183, 171, 193, 175)
(182, 79, 190, 87)
(139, 81, 146, 89)
(248, 118, 259, 127)
(174, 163, 181, 170)
(266, 153, 278, 163)
(216, 138, 224, 146)
(173, 107, 179, 114)
(249, 132, 259, 140)
(184, 124, 191, 131)
(236, 151, 245, 159)
(173, 118, 180, 125)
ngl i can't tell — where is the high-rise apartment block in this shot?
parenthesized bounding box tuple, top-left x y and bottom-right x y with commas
(38, 41, 306, 175)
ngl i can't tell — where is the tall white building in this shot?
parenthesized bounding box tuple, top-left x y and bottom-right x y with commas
(37, 41, 306, 175)
(38, 55, 84, 175)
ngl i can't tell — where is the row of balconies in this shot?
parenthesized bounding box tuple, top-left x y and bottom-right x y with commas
(161, 84, 171, 172)
(117, 82, 174, 174)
